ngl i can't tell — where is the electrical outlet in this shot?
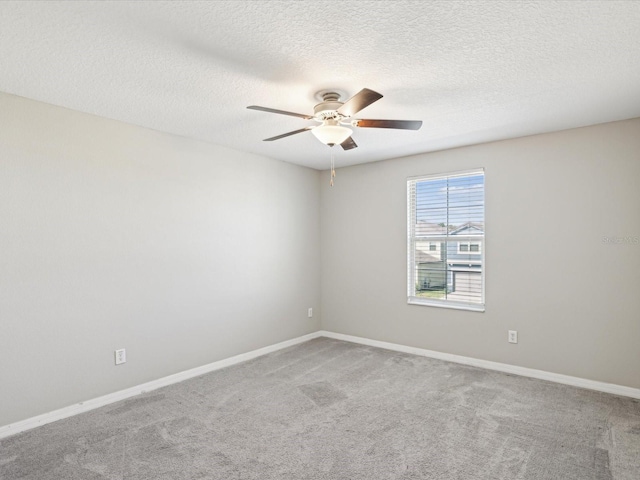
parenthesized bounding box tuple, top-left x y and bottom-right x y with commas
(308, 308, 313, 318)
(508, 330, 518, 344)
(115, 348, 126, 365)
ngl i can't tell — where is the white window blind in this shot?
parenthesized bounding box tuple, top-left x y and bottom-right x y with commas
(407, 169, 485, 311)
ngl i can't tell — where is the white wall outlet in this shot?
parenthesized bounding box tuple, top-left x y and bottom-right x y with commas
(115, 348, 126, 365)
(308, 308, 313, 318)
(508, 330, 518, 344)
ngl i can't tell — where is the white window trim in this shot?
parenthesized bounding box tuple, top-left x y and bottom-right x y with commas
(407, 168, 485, 312)
(408, 296, 486, 312)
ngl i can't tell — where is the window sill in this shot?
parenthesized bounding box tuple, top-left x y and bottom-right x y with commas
(408, 297, 485, 312)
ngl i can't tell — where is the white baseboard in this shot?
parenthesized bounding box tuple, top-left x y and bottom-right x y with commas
(0, 331, 322, 440)
(3, 329, 638, 440)
(318, 330, 640, 400)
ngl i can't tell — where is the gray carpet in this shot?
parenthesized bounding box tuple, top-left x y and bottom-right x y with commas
(1, 338, 639, 479)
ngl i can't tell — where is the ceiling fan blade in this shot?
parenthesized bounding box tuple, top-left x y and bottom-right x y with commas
(354, 119, 422, 130)
(337, 88, 383, 117)
(263, 127, 314, 142)
(340, 136, 358, 150)
(247, 105, 313, 120)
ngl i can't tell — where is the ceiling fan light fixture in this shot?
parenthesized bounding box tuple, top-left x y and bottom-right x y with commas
(311, 124, 352, 146)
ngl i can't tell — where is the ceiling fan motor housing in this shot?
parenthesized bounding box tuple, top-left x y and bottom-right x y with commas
(313, 99, 345, 121)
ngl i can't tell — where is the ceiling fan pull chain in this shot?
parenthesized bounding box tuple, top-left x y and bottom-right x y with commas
(330, 150, 336, 187)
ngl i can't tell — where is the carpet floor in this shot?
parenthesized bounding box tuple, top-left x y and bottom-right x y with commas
(1, 337, 639, 479)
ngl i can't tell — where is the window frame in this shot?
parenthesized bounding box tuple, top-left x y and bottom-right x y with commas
(407, 168, 485, 312)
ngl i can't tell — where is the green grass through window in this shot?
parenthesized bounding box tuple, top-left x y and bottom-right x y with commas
(416, 288, 446, 299)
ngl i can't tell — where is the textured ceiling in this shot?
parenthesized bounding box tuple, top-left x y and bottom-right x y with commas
(1, 0, 640, 170)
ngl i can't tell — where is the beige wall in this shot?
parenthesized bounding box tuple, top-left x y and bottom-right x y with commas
(0, 92, 321, 426)
(320, 118, 640, 389)
(2, 90, 638, 428)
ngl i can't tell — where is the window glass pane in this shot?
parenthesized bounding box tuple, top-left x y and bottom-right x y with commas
(411, 240, 483, 304)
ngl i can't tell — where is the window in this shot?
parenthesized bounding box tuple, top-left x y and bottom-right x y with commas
(407, 169, 485, 311)
(458, 241, 481, 254)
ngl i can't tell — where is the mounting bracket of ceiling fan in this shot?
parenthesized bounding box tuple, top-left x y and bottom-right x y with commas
(247, 88, 422, 151)
(313, 89, 349, 103)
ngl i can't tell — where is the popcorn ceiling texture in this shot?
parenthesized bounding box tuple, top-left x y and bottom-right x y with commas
(0, 0, 639, 169)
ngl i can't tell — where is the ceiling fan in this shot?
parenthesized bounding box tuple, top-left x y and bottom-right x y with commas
(247, 88, 422, 150)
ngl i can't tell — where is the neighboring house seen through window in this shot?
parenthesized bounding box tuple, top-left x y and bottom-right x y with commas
(407, 169, 485, 311)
